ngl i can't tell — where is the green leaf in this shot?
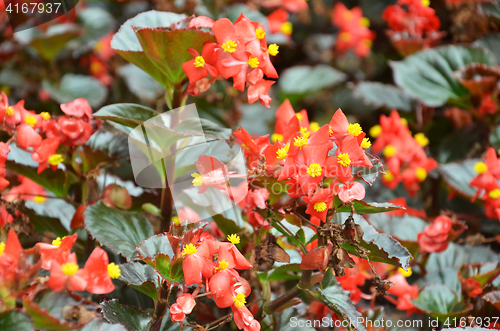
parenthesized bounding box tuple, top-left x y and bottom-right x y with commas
(23, 207, 69, 238)
(25, 199, 75, 231)
(212, 214, 243, 237)
(481, 1, 500, 19)
(351, 82, 418, 112)
(475, 34, 500, 62)
(426, 243, 500, 273)
(368, 214, 427, 242)
(78, 319, 127, 331)
(30, 24, 81, 61)
(93, 103, 158, 130)
(440, 159, 480, 198)
(101, 299, 151, 331)
(483, 290, 500, 311)
(0, 311, 34, 331)
(490, 124, 500, 150)
(117, 64, 164, 102)
(316, 270, 366, 331)
(84, 201, 154, 261)
(134, 27, 216, 86)
(268, 264, 302, 282)
(5, 161, 77, 198)
(119, 262, 159, 300)
(87, 131, 129, 158)
(279, 65, 346, 95)
(335, 199, 405, 214)
(136, 234, 175, 263)
(277, 307, 316, 331)
(74, 7, 115, 49)
(412, 284, 472, 322)
(42, 74, 107, 108)
(390, 45, 496, 107)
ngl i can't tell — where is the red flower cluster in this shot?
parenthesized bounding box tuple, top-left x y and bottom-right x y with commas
(386, 272, 420, 316)
(382, 0, 443, 55)
(331, 3, 375, 57)
(370, 110, 437, 196)
(417, 215, 452, 253)
(0, 94, 99, 177)
(470, 147, 500, 221)
(183, 14, 279, 107)
(36, 234, 121, 294)
(235, 100, 373, 226)
(170, 231, 258, 331)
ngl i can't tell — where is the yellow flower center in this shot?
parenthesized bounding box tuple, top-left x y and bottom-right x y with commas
(399, 266, 412, 277)
(222, 39, 237, 53)
(361, 137, 371, 149)
(383, 145, 397, 158)
(227, 234, 241, 245)
(337, 153, 351, 167)
(414, 133, 429, 147)
(307, 163, 322, 177)
(61, 263, 79, 276)
(233, 293, 246, 308)
(422, 0, 430, 6)
(294, 136, 308, 148)
(400, 118, 408, 126)
(48, 154, 63, 166)
(276, 143, 290, 160)
(370, 125, 382, 138)
(0, 242, 5, 256)
(33, 196, 46, 204)
(52, 237, 62, 247)
(314, 202, 327, 212)
(192, 173, 203, 186)
(415, 167, 427, 181)
(5, 107, 14, 116)
(361, 17, 370, 28)
(347, 123, 363, 137)
(107, 263, 121, 279)
(248, 57, 260, 69)
(475, 162, 488, 174)
(268, 44, 279, 56)
(339, 32, 351, 42)
(363, 39, 373, 47)
(40, 112, 51, 121)
(296, 113, 303, 121)
(194, 56, 205, 68)
(183, 243, 197, 255)
(310, 122, 320, 132)
(25, 115, 37, 127)
(172, 216, 180, 225)
(281, 22, 292, 35)
(215, 259, 229, 272)
(255, 27, 266, 39)
(489, 189, 500, 199)
(384, 170, 394, 181)
(271, 133, 283, 143)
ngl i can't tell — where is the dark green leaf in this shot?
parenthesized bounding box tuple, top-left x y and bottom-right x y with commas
(316, 270, 366, 331)
(474, 34, 500, 63)
(412, 284, 472, 322)
(0, 311, 34, 331)
(277, 307, 316, 331)
(440, 159, 480, 198)
(23, 207, 69, 238)
(335, 198, 405, 214)
(483, 290, 500, 310)
(42, 74, 107, 108)
(268, 264, 302, 282)
(30, 24, 81, 61)
(351, 82, 418, 112)
(87, 131, 129, 158)
(279, 65, 346, 95)
(426, 243, 500, 273)
(84, 202, 154, 260)
(390, 45, 496, 107)
(119, 262, 159, 300)
(93, 103, 158, 130)
(368, 214, 427, 242)
(101, 299, 151, 331)
(136, 234, 175, 263)
(78, 319, 128, 331)
(490, 124, 500, 151)
(481, 1, 500, 19)
(117, 64, 164, 102)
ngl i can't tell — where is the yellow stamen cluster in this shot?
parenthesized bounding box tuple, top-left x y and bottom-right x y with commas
(33, 196, 46, 204)
(0, 242, 5, 256)
(227, 234, 241, 245)
(294, 135, 308, 148)
(61, 262, 79, 276)
(48, 154, 63, 166)
(399, 266, 412, 277)
(276, 143, 290, 160)
(361, 17, 370, 28)
(248, 57, 260, 69)
(422, 0, 430, 6)
(415, 168, 427, 182)
(296, 113, 303, 121)
(172, 216, 180, 225)
(489, 189, 500, 199)
(52, 237, 63, 247)
(255, 27, 266, 39)
(183, 243, 197, 255)
(40, 112, 51, 121)
(233, 293, 246, 308)
(307, 163, 322, 177)
(194, 56, 205, 68)
(337, 153, 351, 167)
(5, 107, 14, 116)
(191, 173, 203, 187)
(25, 115, 37, 127)
(383, 145, 397, 158)
(215, 259, 229, 272)
(107, 263, 121, 279)
(400, 118, 408, 126)
(474, 162, 488, 174)
(414, 133, 429, 147)
(268, 44, 279, 56)
(384, 170, 394, 181)
(314, 202, 327, 212)
(370, 125, 382, 138)
(309, 122, 320, 132)
(281, 22, 292, 35)
(347, 123, 363, 137)
(361, 138, 371, 149)
(222, 39, 237, 53)
(271, 133, 283, 142)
